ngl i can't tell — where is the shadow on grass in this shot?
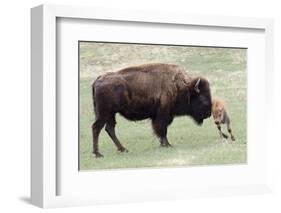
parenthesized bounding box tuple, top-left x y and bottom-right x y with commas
(18, 196, 31, 205)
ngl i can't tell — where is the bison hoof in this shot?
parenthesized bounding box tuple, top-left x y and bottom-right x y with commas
(118, 147, 129, 153)
(94, 152, 104, 158)
(160, 143, 172, 147)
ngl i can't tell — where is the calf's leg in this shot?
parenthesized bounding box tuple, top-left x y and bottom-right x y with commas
(227, 123, 235, 141)
(105, 116, 128, 153)
(216, 124, 228, 139)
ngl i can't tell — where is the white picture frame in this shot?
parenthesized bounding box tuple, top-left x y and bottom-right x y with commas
(31, 4, 274, 208)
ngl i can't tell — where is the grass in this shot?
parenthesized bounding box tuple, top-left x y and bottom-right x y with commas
(79, 42, 247, 170)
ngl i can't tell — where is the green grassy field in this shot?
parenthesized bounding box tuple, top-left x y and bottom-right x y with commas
(79, 42, 247, 170)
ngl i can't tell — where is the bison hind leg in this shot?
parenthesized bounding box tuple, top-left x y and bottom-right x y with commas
(92, 118, 106, 158)
(105, 116, 128, 153)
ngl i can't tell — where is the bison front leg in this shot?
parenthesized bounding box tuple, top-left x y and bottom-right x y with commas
(152, 117, 172, 147)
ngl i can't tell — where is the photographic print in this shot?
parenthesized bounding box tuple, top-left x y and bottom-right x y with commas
(79, 42, 247, 170)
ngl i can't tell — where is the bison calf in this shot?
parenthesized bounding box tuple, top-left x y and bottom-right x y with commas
(212, 97, 235, 142)
(92, 63, 212, 157)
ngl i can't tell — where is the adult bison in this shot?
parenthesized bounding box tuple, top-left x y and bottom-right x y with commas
(92, 63, 212, 157)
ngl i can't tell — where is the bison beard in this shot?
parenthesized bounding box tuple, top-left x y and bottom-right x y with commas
(91, 63, 212, 157)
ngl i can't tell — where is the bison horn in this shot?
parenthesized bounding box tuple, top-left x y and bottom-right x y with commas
(194, 78, 201, 93)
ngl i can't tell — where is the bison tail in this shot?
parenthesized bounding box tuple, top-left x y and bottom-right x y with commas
(92, 75, 102, 116)
(92, 82, 97, 116)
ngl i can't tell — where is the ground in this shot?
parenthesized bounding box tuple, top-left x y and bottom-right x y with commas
(79, 42, 247, 170)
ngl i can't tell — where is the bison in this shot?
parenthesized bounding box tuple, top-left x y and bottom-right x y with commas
(212, 97, 235, 142)
(91, 63, 212, 157)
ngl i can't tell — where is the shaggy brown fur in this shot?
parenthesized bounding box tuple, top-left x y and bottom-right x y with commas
(92, 63, 212, 157)
(212, 97, 235, 142)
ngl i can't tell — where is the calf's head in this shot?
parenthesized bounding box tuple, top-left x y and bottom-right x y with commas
(189, 77, 212, 125)
(212, 99, 224, 125)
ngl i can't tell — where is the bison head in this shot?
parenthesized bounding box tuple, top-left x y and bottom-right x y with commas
(189, 77, 212, 125)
